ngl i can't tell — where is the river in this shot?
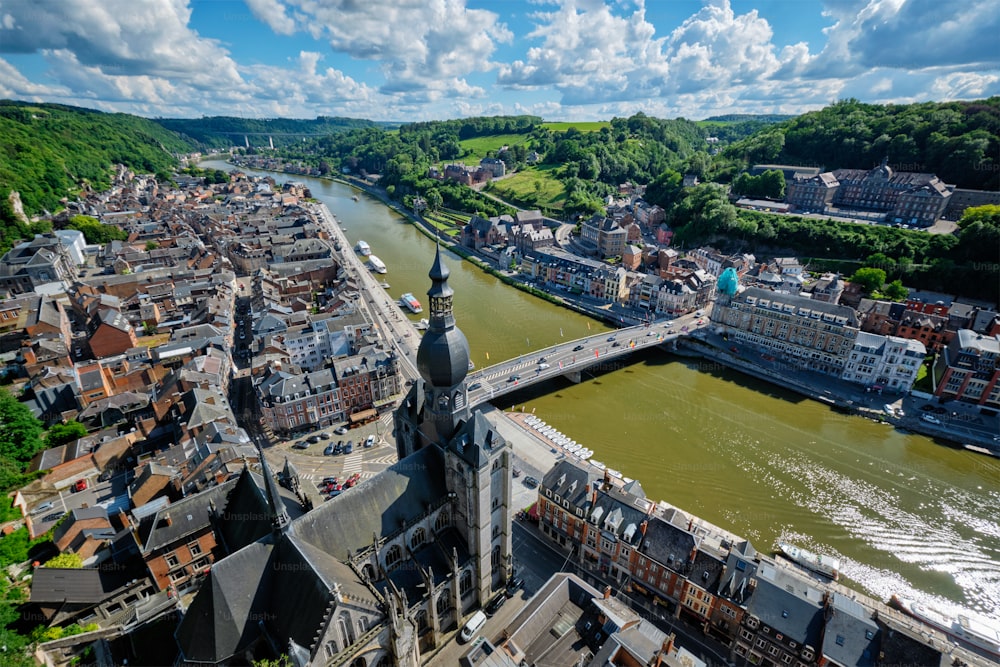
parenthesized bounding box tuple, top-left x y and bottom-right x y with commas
(200, 159, 1000, 620)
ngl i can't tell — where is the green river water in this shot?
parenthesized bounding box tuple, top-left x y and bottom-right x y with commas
(200, 160, 1000, 619)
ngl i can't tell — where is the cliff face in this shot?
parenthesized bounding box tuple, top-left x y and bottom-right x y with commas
(7, 191, 27, 223)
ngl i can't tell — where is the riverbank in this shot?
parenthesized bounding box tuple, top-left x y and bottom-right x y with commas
(676, 332, 1000, 455)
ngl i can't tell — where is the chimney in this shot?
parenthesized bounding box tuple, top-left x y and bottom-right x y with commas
(640, 520, 648, 536)
(688, 518, 693, 531)
(603, 585, 611, 600)
(164, 513, 172, 527)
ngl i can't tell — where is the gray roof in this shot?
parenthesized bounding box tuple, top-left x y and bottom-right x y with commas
(821, 592, 879, 667)
(29, 567, 126, 604)
(139, 479, 235, 554)
(291, 444, 448, 560)
(747, 561, 825, 649)
(174, 541, 275, 663)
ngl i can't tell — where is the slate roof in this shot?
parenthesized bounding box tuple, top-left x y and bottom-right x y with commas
(138, 479, 234, 554)
(291, 444, 448, 561)
(29, 567, 128, 604)
(747, 561, 825, 650)
(639, 514, 698, 570)
(822, 592, 879, 667)
(174, 541, 275, 663)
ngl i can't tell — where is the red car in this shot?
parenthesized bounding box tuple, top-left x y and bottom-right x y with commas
(73, 479, 88, 492)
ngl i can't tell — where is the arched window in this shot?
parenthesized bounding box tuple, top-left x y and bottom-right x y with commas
(338, 617, 350, 649)
(376, 656, 391, 667)
(410, 527, 426, 550)
(357, 617, 367, 635)
(491, 497, 499, 510)
(384, 544, 402, 569)
(491, 545, 501, 568)
(436, 590, 451, 614)
(434, 511, 450, 533)
(362, 563, 377, 582)
(324, 640, 338, 659)
(350, 658, 367, 667)
(416, 609, 428, 630)
(460, 570, 473, 596)
(492, 525, 500, 539)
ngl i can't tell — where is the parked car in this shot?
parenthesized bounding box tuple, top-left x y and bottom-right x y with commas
(307, 435, 321, 444)
(522, 476, 539, 488)
(292, 441, 310, 449)
(512, 467, 522, 478)
(921, 414, 942, 425)
(335, 426, 349, 435)
(30, 502, 54, 516)
(324, 445, 335, 456)
(319, 433, 331, 440)
(73, 479, 88, 492)
(344, 441, 354, 454)
(333, 443, 344, 455)
(322, 476, 339, 485)
(505, 577, 523, 598)
(485, 592, 507, 616)
(364, 435, 375, 448)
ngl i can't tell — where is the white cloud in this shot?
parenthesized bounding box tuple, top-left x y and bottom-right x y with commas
(0, 0, 242, 89)
(0, 56, 68, 98)
(250, 0, 510, 102)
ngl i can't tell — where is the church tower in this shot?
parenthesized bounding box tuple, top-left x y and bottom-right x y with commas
(394, 243, 471, 457)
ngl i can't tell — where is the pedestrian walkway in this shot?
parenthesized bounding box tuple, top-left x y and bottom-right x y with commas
(341, 453, 364, 475)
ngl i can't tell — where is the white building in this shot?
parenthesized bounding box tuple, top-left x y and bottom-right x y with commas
(840, 332, 926, 391)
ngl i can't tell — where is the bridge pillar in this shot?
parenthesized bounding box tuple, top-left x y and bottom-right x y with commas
(562, 371, 582, 384)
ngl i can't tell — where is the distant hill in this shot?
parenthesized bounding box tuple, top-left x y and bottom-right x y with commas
(713, 97, 1000, 189)
(155, 116, 390, 149)
(0, 100, 195, 217)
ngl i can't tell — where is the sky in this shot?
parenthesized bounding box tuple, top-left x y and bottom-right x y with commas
(0, 0, 998, 122)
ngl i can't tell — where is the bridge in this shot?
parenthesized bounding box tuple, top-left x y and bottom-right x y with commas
(465, 314, 707, 406)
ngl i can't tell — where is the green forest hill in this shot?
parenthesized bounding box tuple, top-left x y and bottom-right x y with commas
(1, 97, 998, 301)
(155, 115, 390, 149)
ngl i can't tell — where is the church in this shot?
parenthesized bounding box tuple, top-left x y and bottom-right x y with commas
(175, 245, 515, 666)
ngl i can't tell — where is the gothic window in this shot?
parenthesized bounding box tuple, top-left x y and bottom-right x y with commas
(338, 617, 351, 649)
(350, 658, 367, 667)
(434, 511, 450, 532)
(460, 570, 473, 596)
(324, 640, 338, 658)
(491, 545, 501, 568)
(357, 617, 367, 634)
(436, 590, 451, 614)
(492, 525, 500, 539)
(416, 609, 428, 630)
(410, 527, 426, 550)
(384, 544, 402, 570)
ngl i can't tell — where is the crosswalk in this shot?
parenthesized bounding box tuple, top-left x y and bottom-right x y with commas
(341, 453, 364, 475)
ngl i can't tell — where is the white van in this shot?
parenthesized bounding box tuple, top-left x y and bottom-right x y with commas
(460, 610, 487, 643)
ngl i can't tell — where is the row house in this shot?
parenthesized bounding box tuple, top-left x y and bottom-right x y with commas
(521, 248, 630, 302)
(0, 233, 80, 295)
(257, 366, 347, 434)
(712, 288, 860, 377)
(508, 223, 554, 255)
(632, 200, 666, 230)
(785, 172, 840, 212)
(580, 213, 627, 259)
(840, 332, 926, 391)
(896, 310, 952, 352)
(934, 330, 1000, 408)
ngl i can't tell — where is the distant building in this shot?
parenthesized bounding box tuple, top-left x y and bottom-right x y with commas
(934, 330, 1000, 408)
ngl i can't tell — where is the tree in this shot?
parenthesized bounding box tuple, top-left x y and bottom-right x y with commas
(849, 267, 886, 293)
(425, 189, 443, 212)
(64, 215, 128, 244)
(43, 421, 87, 448)
(43, 552, 83, 569)
(0, 387, 44, 466)
(882, 279, 908, 301)
(145, 241, 159, 251)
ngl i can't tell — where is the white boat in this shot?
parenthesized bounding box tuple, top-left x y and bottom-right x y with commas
(367, 255, 387, 274)
(892, 595, 1000, 658)
(567, 444, 581, 454)
(580, 448, 594, 459)
(590, 460, 606, 470)
(355, 240, 371, 256)
(776, 542, 840, 580)
(534, 421, 546, 429)
(400, 293, 423, 313)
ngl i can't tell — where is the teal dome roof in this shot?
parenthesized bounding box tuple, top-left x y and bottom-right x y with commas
(717, 267, 739, 297)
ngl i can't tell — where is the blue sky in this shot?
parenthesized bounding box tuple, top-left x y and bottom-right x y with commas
(0, 0, 997, 121)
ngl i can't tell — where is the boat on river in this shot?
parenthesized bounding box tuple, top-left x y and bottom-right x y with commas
(367, 255, 387, 274)
(776, 542, 840, 580)
(400, 293, 422, 313)
(355, 240, 371, 256)
(891, 594, 1000, 658)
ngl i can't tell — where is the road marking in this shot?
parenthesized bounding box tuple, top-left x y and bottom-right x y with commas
(341, 453, 364, 473)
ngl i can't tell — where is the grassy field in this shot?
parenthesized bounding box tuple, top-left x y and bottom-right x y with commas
(487, 164, 565, 210)
(458, 133, 533, 163)
(541, 121, 609, 133)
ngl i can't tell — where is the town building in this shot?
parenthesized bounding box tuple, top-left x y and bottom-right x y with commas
(579, 214, 627, 259)
(840, 332, 926, 391)
(934, 330, 1000, 408)
(712, 287, 860, 376)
